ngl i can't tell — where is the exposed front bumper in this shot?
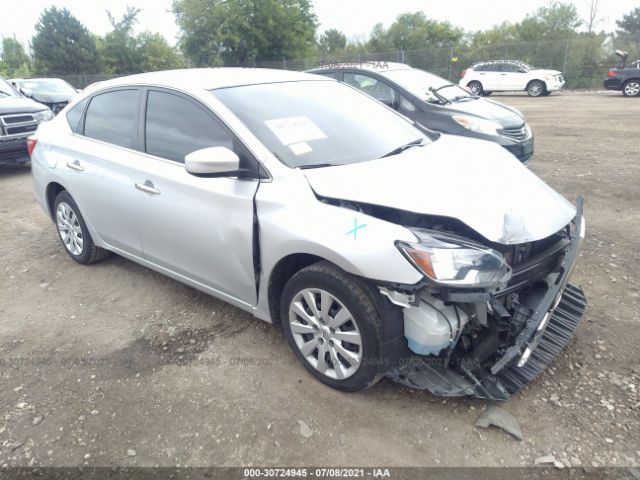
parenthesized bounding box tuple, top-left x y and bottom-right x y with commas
(0, 137, 30, 166)
(388, 200, 586, 400)
(503, 136, 534, 163)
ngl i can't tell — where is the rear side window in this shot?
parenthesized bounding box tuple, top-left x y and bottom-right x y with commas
(343, 72, 397, 106)
(144, 90, 233, 163)
(84, 90, 139, 148)
(65, 97, 89, 133)
(317, 71, 338, 79)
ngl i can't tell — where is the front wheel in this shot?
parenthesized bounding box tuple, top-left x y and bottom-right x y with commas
(623, 80, 640, 97)
(527, 80, 546, 97)
(280, 262, 384, 392)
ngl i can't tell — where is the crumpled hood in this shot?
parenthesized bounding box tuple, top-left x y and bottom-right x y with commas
(304, 135, 576, 245)
(31, 93, 73, 104)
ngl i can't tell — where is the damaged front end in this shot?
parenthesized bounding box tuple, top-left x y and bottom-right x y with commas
(382, 198, 587, 400)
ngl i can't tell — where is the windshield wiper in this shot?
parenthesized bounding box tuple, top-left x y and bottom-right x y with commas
(431, 84, 477, 102)
(427, 87, 450, 104)
(381, 138, 426, 158)
(298, 163, 340, 170)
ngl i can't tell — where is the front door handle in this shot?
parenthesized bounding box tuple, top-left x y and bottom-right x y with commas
(66, 160, 84, 172)
(135, 180, 161, 195)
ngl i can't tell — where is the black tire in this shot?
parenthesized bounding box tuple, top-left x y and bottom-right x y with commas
(622, 80, 640, 97)
(527, 80, 546, 97)
(467, 80, 483, 96)
(280, 261, 386, 392)
(53, 191, 111, 264)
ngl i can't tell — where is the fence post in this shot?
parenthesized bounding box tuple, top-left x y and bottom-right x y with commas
(562, 38, 569, 77)
(448, 44, 453, 79)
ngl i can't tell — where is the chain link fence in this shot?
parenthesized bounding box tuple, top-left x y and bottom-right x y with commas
(45, 37, 639, 90)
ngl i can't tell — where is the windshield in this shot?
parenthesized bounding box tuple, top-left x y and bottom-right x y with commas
(212, 80, 427, 168)
(0, 77, 20, 98)
(380, 69, 474, 103)
(16, 79, 77, 95)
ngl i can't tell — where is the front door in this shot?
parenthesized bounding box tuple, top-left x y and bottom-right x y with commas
(131, 89, 260, 305)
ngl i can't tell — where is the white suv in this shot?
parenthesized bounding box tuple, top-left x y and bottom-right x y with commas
(460, 60, 565, 97)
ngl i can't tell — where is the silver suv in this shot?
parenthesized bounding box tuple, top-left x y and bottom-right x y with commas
(30, 69, 586, 399)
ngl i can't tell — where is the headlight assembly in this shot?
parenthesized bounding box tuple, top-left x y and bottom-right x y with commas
(34, 109, 54, 123)
(452, 115, 502, 136)
(397, 229, 512, 290)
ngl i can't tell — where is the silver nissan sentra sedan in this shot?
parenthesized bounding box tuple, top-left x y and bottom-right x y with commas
(30, 68, 586, 399)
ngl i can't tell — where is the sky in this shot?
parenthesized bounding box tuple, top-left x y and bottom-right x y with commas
(0, 0, 638, 48)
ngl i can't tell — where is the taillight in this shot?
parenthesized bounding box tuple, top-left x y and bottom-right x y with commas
(607, 70, 617, 77)
(460, 69, 467, 78)
(26, 136, 37, 157)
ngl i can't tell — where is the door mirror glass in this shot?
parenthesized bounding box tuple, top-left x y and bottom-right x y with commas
(20, 87, 33, 98)
(185, 146, 240, 177)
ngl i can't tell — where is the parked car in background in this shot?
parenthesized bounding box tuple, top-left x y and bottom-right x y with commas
(460, 60, 565, 97)
(10, 78, 78, 114)
(604, 50, 640, 97)
(30, 68, 586, 400)
(0, 75, 54, 166)
(309, 62, 534, 163)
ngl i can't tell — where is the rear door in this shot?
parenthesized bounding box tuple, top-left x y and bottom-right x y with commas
(130, 88, 260, 305)
(475, 63, 499, 91)
(61, 88, 143, 256)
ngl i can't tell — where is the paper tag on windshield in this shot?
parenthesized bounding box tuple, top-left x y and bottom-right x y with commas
(265, 116, 327, 146)
(289, 142, 312, 155)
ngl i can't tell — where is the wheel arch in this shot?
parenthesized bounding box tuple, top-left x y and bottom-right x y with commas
(45, 181, 67, 219)
(267, 253, 326, 325)
(526, 78, 547, 92)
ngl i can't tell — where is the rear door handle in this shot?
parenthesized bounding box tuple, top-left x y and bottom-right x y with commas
(66, 160, 84, 172)
(135, 180, 161, 195)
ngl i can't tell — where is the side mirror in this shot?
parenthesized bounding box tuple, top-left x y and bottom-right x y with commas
(185, 146, 241, 177)
(20, 87, 33, 98)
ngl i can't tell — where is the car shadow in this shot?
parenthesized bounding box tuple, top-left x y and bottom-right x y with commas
(0, 164, 31, 178)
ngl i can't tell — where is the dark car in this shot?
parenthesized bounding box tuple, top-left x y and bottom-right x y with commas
(308, 61, 534, 163)
(604, 50, 640, 97)
(0, 75, 54, 166)
(10, 78, 78, 114)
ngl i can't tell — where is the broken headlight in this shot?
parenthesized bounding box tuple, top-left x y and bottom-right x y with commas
(397, 229, 511, 290)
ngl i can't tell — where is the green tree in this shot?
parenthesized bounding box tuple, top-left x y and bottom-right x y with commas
(31, 7, 100, 74)
(318, 28, 347, 55)
(172, 0, 318, 66)
(366, 12, 463, 53)
(138, 32, 185, 71)
(616, 7, 640, 38)
(1, 37, 32, 76)
(102, 7, 143, 73)
(517, 1, 582, 41)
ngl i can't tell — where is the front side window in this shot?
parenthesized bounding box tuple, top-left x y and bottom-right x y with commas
(145, 90, 234, 163)
(84, 89, 139, 149)
(212, 80, 426, 169)
(343, 72, 397, 107)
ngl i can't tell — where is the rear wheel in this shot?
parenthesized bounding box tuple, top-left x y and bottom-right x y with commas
(527, 80, 546, 97)
(623, 80, 640, 97)
(54, 191, 111, 264)
(280, 261, 384, 392)
(467, 81, 483, 96)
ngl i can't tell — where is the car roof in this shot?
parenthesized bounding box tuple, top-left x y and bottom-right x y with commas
(308, 61, 412, 74)
(89, 68, 329, 92)
(472, 60, 528, 66)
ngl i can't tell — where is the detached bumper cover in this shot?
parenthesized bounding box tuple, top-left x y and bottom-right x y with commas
(388, 200, 586, 400)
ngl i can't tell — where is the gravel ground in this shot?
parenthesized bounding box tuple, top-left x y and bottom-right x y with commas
(0, 92, 639, 469)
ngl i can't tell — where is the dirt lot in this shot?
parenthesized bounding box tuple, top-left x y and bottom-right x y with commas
(1, 92, 639, 469)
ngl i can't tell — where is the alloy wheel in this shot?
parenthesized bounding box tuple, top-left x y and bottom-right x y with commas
(56, 202, 84, 256)
(288, 288, 363, 380)
(624, 81, 640, 96)
(528, 82, 543, 96)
